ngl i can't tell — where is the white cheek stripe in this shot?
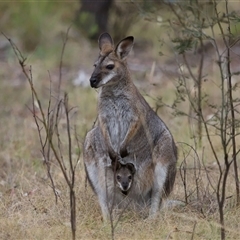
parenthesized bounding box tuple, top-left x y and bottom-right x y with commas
(101, 72, 117, 85)
(117, 181, 132, 191)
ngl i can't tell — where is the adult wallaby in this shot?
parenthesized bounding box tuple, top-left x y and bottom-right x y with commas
(83, 33, 177, 221)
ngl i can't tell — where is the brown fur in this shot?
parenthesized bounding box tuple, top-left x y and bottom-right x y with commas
(84, 33, 177, 221)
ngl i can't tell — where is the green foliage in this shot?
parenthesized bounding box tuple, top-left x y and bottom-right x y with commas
(75, 11, 99, 40)
(0, 1, 77, 52)
(172, 37, 195, 54)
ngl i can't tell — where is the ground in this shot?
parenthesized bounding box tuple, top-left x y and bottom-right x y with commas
(0, 2, 240, 239)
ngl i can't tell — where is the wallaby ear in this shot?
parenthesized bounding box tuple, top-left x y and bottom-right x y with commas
(126, 163, 136, 175)
(115, 36, 134, 60)
(98, 32, 114, 54)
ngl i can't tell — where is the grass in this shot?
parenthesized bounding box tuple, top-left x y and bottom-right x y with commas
(1, 1, 240, 240)
(1, 53, 240, 240)
(1, 50, 240, 240)
(1, 168, 239, 239)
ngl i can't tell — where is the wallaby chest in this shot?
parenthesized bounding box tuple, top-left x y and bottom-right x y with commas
(98, 93, 136, 149)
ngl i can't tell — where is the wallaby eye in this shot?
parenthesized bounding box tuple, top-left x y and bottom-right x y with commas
(128, 175, 132, 180)
(93, 63, 97, 68)
(106, 64, 114, 70)
(117, 175, 121, 181)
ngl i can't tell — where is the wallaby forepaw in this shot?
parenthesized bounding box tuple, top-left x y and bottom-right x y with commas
(120, 148, 128, 158)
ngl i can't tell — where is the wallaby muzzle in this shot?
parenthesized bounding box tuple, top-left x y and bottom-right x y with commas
(90, 76, 98, 88)
(122, 182, 130, 191)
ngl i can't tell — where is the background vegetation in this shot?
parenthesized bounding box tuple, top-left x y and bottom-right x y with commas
(0, 0, 240, 239)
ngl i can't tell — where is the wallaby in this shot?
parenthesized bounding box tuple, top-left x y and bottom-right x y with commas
(111, 155, 136, 195)
(84, 126, 137, 221)
(83, 32, 177, 221)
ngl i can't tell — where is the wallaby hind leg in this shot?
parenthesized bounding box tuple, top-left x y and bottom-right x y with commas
(148, 162, 167, 219)
(84, 159, 110, 221)
(83, 127, 112, 222)
(149, 136, 177, 219)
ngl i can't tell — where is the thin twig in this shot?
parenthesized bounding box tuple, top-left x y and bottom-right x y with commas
(58, 25, 72, 98)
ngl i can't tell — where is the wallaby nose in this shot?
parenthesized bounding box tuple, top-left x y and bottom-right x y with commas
(122, 182, 129, 191)
(90, 77, 97, 88)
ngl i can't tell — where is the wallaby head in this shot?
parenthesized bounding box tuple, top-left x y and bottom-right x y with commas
(111, 159, 136, 195)
(90, 32, 134, 88)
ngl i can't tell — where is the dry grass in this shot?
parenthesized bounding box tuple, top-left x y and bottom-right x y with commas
(1, 168, 240, 240)
(1, 2, 240, 238)
(1, 55, 240, 239)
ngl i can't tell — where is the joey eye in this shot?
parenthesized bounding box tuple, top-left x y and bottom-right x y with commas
(117, 175, 121, 181)
(93, 63, 97, 68)
(106, 64, 114, 70)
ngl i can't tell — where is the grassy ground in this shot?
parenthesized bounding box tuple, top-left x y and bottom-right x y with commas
(1, 54, 240, 239)
(1, 1, 240, 240)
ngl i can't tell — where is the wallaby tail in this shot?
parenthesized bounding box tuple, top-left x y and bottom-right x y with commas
(163, 164, 177, 198)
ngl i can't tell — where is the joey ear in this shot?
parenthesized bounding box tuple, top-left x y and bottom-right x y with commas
(98, 32, 114, 53)
(126, 163, 136, 175)
(115, 36, 134, 60)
